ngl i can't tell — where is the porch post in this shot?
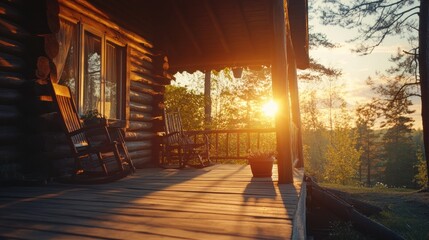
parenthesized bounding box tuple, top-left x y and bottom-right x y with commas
(287, 43, 304, 168)
(272, 0, 293, 184)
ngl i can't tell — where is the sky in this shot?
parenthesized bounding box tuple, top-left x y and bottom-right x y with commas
(306, 14, 423, 129)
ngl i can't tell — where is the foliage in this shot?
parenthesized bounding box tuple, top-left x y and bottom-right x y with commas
(247, 150, 276, 161)
(319, 0, 429, 189)
(81, 109, 104, 121)
(368, 55, 419, 187)
(323, 123, 362, 185)
(301, 90, 329, 180)
(414, 147, 428, 188)
(328, 221, 370, 240)
(320, 0, 419, 55)
(355, 102, 382, 186)
(164, 85, 204, 130)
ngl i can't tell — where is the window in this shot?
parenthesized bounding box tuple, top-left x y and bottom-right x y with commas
(55, 19, 126, 120)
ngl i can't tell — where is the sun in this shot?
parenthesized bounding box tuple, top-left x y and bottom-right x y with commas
(262, 100, 278, 118)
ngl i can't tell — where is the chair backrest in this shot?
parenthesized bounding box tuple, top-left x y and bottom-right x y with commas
(163, 109, 184, 145)
(51, 82, 88, 148)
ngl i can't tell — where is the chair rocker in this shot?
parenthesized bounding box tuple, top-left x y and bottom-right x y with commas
(50, 82, 135, 178)
(161, 109, 212, 168)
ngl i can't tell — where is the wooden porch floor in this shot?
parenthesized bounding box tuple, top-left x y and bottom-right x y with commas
(0, 165, 305, 239)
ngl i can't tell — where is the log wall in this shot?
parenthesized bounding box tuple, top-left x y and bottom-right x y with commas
(35, 0, 169, 172)
(0, 0, 28, 179)
(0, 0, 58, 180)
(126, 47, 167, 167)
(0, 0, 170, 178)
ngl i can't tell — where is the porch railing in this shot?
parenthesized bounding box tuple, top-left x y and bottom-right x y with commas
(186, 125, 300, 163)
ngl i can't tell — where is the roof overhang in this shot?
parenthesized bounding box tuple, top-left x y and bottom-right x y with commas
(87, 0, 309, 72)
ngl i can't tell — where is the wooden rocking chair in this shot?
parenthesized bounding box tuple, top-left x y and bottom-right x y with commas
(161, 109, 212, 168)
(50, 82, 135, 178)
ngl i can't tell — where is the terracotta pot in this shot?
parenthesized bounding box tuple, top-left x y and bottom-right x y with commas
(249, 157, 274, 177)
(232, 67, 243, 78)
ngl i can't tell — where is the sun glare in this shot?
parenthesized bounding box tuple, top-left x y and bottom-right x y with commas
(262, 100, 278, 118)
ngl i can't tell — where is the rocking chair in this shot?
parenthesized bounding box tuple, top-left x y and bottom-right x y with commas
(161, 109, 211, 168)
(50, 82, 135, 178)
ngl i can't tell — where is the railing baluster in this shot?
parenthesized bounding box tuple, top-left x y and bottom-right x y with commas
(237, 132, 240, 157)
(247, 132, 250, 153)
(257, 132, 260, 150)
(226, 133, 229, 157)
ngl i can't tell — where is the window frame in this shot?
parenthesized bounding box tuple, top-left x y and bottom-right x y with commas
(76, 24, 126, 121)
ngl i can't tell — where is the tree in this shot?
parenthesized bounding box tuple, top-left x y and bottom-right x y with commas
(321, 0, 429, 189)
(323, 107, 362, 185)
(355, 102, 382, 186)
(369, 67, 418, 187)
(164, 85, 204, 130)
(301, 90, 329, 179)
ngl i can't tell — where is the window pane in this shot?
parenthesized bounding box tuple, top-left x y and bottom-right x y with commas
(56, 19, 78, 99)
(83, 32, 102, 115)
(105, 42, 124, 119)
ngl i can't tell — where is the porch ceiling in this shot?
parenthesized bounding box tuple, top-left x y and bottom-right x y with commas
(87, 0, 308, 73)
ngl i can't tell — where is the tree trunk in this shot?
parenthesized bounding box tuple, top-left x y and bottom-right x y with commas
(419, 0, 429, 187)
(204, 70, 212, 130)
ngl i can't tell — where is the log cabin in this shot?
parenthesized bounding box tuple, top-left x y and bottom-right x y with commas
(0, 0, 308, 184)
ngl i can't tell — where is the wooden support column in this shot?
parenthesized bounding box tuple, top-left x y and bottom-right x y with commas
(204, 70, 212, 130)
(287, 42, 304, 168)
(272, 0, 293, 184)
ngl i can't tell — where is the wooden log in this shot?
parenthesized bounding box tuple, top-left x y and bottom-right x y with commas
(0, 71, 26, 88)
(0, 52, 25, 71)
(125, 131, 155, 141)
(129, 102, 153, 113)
(130, 81, 161, 96)
(1, 0, 25, 8)
(130, 63, 152, 77)
(131, 156, 153, 168)
(128, 149, 152, 161)
(26, 0, 60, 34)
(40, 145, 72, 160)
(129, 111, 154, 122)
(130, 47, 152, 63)
(125, 140, 152, 152)
(130, 71, 162, 86)
(0, 36, 25, 55)
(0, 2, 24, 22)
(129, 90, 153, 104)
(0, 126, 20, 144)
(0, 88, 21, 104)
(0, 145, 20, 162)
(130, 55, 153, 70)
(40, 131, 68, 145)
(130, 80, 154, 92)
(35, 56, 51, 79)
(0, 105, 19, 123)
(0, 18, 29, 40)
(128, 120, 153, 131)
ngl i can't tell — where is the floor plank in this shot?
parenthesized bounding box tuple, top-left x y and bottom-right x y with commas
(0, 164, 304, 239)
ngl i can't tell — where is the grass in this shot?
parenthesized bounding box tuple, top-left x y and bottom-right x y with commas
(321, 183, 429, 240)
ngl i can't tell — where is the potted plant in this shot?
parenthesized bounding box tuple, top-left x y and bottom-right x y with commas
(248, 151, 276, 177)
(81, 109, 107, 126)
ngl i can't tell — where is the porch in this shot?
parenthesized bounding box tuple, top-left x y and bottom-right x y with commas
(0, 164, 305, 239)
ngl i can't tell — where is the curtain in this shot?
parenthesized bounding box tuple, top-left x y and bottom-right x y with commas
(105, 42, 122, 119)
(83, 32, 102, 114)
(53, 19, 76, 82)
